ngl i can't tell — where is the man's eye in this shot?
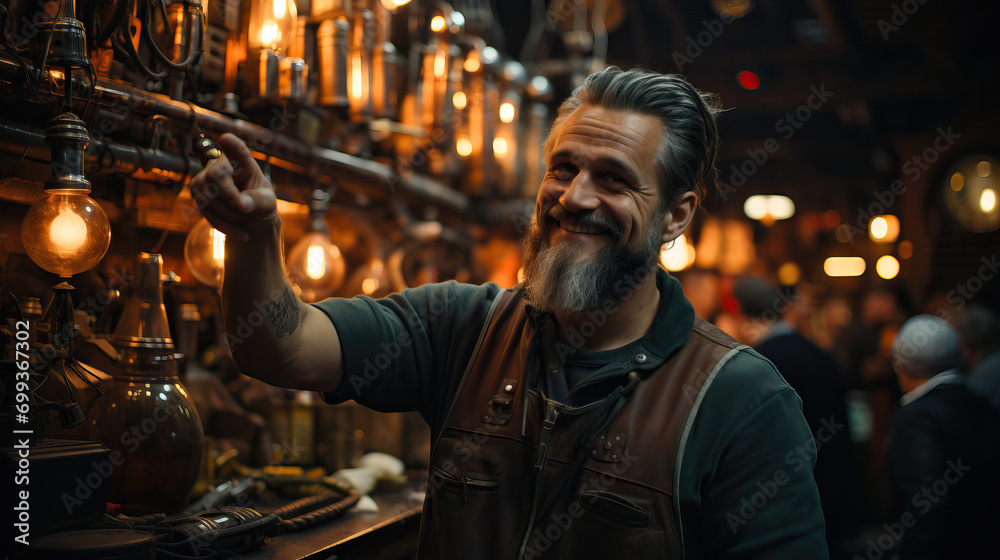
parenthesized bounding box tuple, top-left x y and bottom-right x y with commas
(549, 165, 576, 181)
(604, 173, 626, 184)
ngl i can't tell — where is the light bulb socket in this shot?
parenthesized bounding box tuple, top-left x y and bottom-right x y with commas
(252, 49, 283, 101)
(44, 112, 91, 191)
(31, 15, 88, 69)
(307, 189, 331, 233)
(280, 56, 309, 101)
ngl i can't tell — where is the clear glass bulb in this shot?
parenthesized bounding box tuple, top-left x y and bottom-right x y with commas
(286, 231, 346, 302)
(183, 217, 226, 288)
(22, 190, 111, 277)
(248, 0, 297, 53)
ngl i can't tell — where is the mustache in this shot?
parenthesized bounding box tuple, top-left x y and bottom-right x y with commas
(542, 203, 624, 238)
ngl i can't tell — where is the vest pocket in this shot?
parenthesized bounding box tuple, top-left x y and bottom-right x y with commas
(548, 489, 663, 558)
(431, 465, 501, 503)
(579, 489, 652, 528)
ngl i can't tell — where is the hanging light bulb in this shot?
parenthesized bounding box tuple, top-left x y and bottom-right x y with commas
(22, 113, 111, 278)
(286, 189, 346, 302)
(248, 0, 296, 53)
(184, 217, 226, 288)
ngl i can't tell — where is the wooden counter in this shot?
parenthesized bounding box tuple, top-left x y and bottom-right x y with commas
(244, 482, 424, 560)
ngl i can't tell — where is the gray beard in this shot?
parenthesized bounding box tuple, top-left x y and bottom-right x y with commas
(521, 214, 663, 315)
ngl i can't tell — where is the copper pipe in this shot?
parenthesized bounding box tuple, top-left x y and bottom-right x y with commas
(0, 53, 469, 212)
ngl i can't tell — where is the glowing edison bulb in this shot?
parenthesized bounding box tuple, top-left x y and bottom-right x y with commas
(307, 245, 326, 279)
(212, 228, 226, 261)
(362, 277, 379, 295)
(22, 191, 111, 277)
(50, 211, 87, 250)
(453, 91, 467, 109)
(499, 102, 516, 123)
(184, 217, 226, 288)
(248, 0, 296, 53)
(261, 22, 280, 48)
(430, 15, 446, 32)
(286, 231, 345, 302)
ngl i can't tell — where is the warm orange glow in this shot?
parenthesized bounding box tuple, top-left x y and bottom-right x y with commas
(876, 255, 899, 280)
(49, 210, 87, 251)
(362, 277, 379, 295)
(430, 15, 446, 32)
(212, 228, 226, 261)
(982, 188, 997, 212)
(493, 137, 508, 156)
(351, 54, 363, 99)
(464, 54, 480, 73)
(899, 240, 913, 259)
(868, 214, 899, 243)
(433, 49, 447, 78)
(951, 172, 964, 191)
(306, 245, 326, 279)
(660, 234, 696, 271)
(777, 262, 801, 286)
(452, 91, 467, 109)
(456, 137, 473, 157)
(499, 102, 516, 123)
(261, 22, 280, 49)
(824, 257, 865, 277)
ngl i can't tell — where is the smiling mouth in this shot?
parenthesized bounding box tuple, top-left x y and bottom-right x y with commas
(557, 220, 607, 235)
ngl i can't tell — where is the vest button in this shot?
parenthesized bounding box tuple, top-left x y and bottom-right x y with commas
(634, 353, 647, 364)
(628, 371, 638, 381)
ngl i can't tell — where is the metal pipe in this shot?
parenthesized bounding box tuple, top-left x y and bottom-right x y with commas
(0, 52, 470, 213)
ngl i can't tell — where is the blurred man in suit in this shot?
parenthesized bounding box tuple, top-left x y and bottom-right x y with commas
(887, 314, 1000, 559)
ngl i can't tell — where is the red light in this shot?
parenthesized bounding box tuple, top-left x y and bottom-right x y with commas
(737, 70, 760, 90)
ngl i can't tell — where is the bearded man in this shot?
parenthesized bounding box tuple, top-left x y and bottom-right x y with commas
(190, 66, 827, 559)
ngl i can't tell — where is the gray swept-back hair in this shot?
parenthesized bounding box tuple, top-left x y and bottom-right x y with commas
(543, 66, 722, 209)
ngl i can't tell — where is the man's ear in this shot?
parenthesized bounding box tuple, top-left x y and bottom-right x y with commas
(661, 191, 699, 244)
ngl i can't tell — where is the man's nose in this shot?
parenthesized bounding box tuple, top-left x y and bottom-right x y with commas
(559, 172, 600, 211)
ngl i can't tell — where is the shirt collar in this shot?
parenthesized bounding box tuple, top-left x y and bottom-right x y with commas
(900, 368, 964, 406)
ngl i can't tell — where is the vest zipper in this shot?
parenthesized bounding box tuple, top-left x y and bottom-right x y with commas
(517, 399, 559, 560)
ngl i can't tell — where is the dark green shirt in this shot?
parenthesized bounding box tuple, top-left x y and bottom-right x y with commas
(314, 269, 828, 559)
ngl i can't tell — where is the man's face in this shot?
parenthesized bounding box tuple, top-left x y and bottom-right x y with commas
(521, 105, 668, 314)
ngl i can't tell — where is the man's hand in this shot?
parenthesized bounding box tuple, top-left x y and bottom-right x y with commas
(189, 133, 278, 241)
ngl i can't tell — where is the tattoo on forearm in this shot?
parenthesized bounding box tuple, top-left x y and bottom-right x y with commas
(266, 286, 300, 338)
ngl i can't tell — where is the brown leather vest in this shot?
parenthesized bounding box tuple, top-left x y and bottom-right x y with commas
(417, 289, 745, 559)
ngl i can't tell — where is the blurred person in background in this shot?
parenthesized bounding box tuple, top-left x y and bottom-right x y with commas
(733, 277, 856, 559)
(954, 304, 1000, 411)
(886, 314, 1000, 560)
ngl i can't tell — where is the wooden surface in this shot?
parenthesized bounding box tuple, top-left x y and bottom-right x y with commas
(244, 482, 424, 560)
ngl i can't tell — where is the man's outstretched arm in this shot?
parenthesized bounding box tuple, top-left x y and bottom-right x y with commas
(188, 133, 343, 392)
